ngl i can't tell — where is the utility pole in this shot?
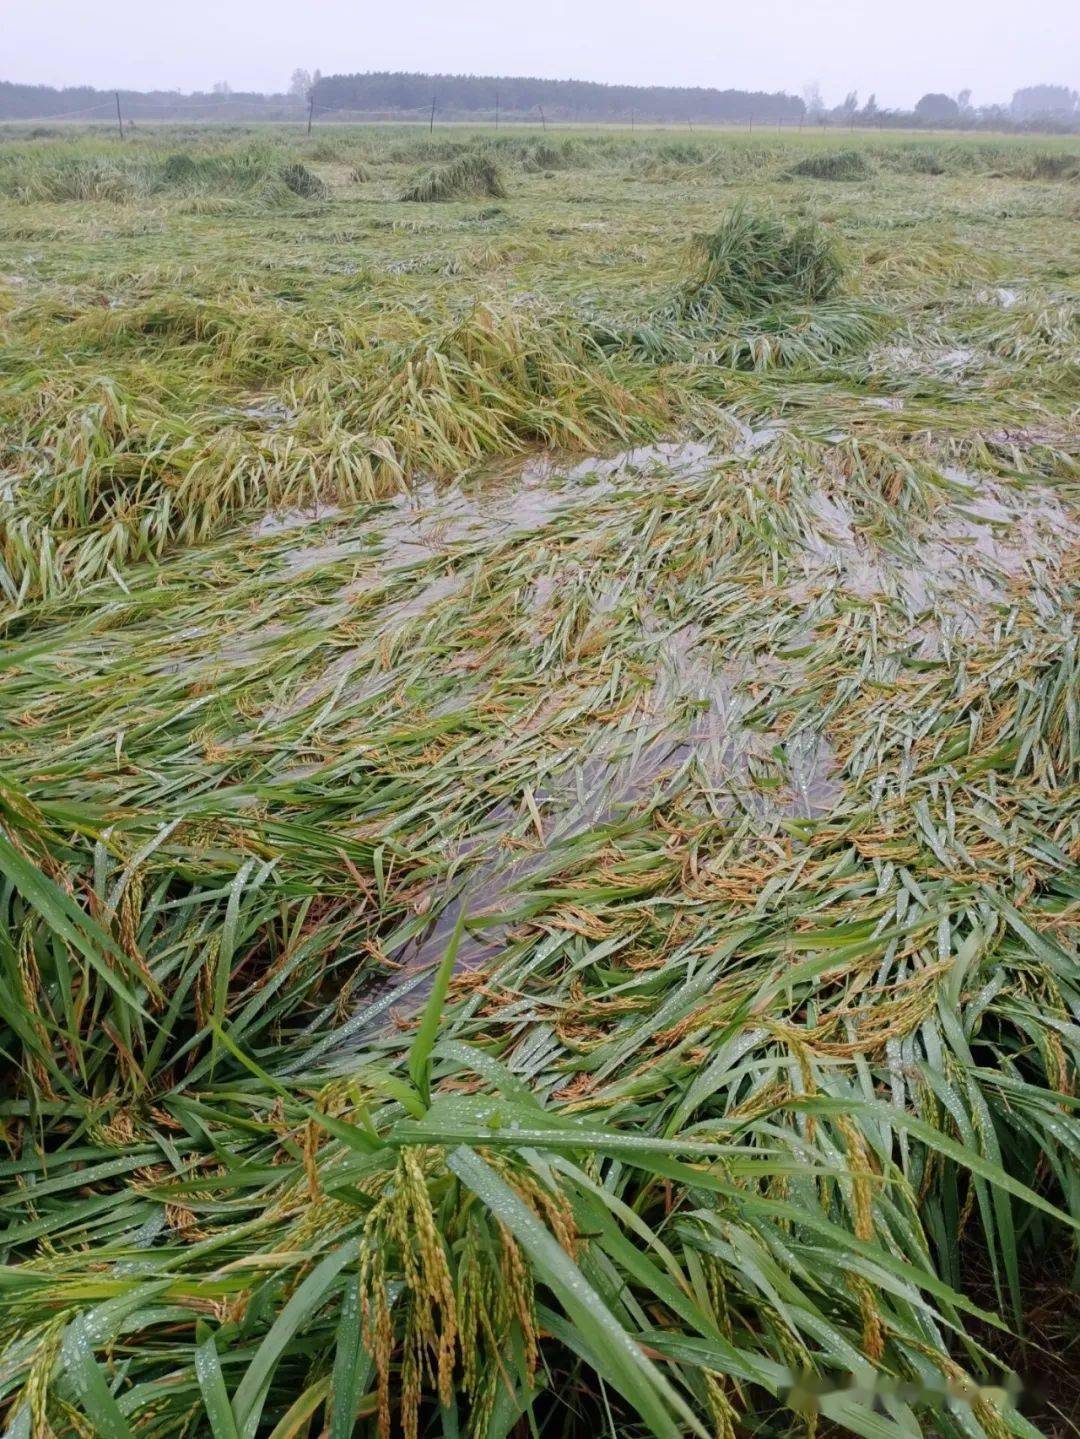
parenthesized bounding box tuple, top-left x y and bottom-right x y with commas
(115, 91, 123, 140)
(748, 113, 753, 133)
(495, 88, 499, 130)
(539, 105, 546, 131)
(430, 89, 436, 133)
(307, 90, 314, 135)
(630, 107, 635, 132)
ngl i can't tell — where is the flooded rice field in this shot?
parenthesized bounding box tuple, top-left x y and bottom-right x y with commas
(115, 435, 1076, 1038)
(1, 124, 1078, 1439)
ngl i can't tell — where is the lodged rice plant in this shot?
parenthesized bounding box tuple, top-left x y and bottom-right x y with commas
(401, 152, 509, 202)
(280, 159, 329, 199)
(4, 156, 139, 203)
(0, 146, 330, 204)
(0, 121, 1077, 1439)
(0, 429, 1077, 1435)
(621, 205, 877, 371)
(519, 140, 586, 172)
(674, 207, 846, 318)
(790, 148, 875, 181)
(0, 302, 665, 602)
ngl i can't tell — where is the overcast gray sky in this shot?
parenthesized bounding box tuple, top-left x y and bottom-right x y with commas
(3, 0, 1077, 110)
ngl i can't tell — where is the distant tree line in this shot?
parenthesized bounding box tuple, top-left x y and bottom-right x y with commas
(312, 72, 805, 122)
(804, 81, 1078, 132)
(0, 81, 300, 122)
(1009, 84, 1078, 121)
(0, 73, 1076, 130)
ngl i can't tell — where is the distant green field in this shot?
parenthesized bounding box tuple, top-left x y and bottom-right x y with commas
(0, 124, 1077, 1439)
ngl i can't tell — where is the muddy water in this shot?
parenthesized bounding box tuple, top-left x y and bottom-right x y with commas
(379, 571, 467, 625)
(791, 468, 1074, 615)
(252, 504, 340, 537)
(977, 286, 1020, 309)
(276, 469, 602, 577)
(939, 469, 1074, 575)
(231, 397, 297, 431)
(647, 618, 840, 819)
(874, 342, 980, 378)
(555, 440, 714, 479)
(789, 491, 886, 603)
(265, 438, 717, 577)
(333, 727, 703, 1045)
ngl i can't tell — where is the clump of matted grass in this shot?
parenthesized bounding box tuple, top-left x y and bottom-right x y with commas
(280, 160, 328, 199)
(5, 156, 137, 203)
(0, 300, 665, 601)
(1018, 150, 1079, 180)
(676, 205, 846, 318)
(0, 147, 330, 205)
(302, 136, 346, 163)
(401, 151, 509, 202)
(790, 148, 874, 181)
(520, 140, 586, 173)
